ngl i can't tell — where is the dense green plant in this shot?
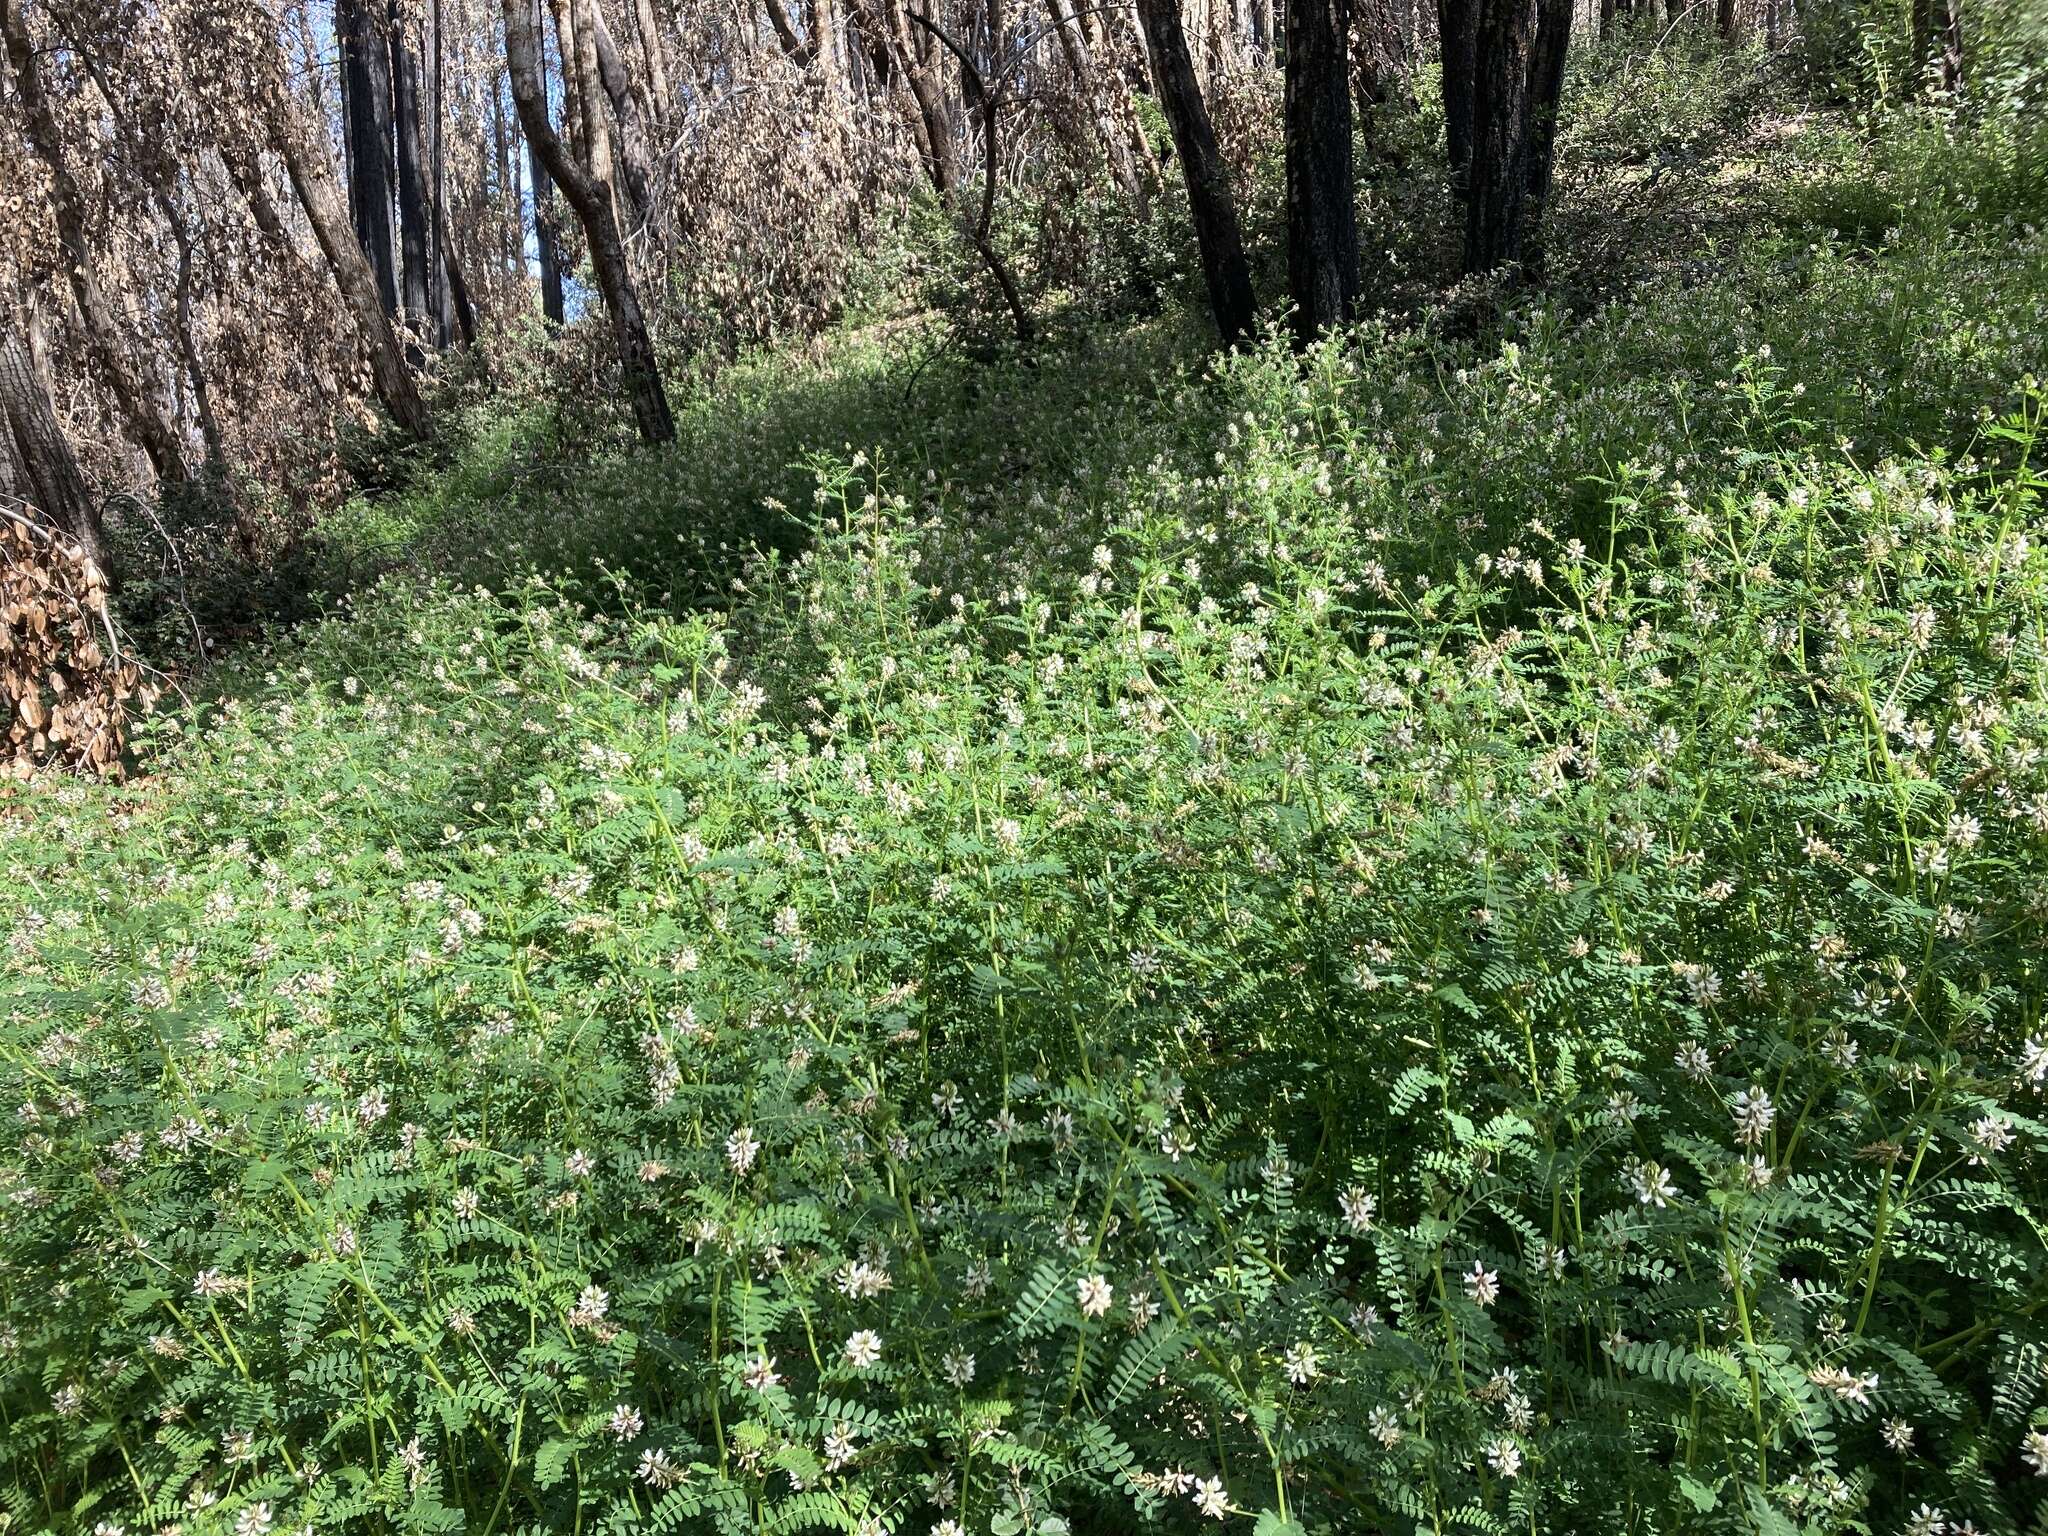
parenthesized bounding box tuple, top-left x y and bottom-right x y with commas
(9, 349, 2048, 1531)
(10, 63, 2048, 1536)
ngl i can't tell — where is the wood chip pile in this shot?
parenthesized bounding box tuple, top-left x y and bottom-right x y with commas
(1, 511, 151, 777)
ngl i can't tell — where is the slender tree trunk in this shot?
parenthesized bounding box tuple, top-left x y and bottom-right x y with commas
(1050, 0, 1150, 213)
(631, 0, 674, 108)
(439, 204, 481, 348)
(1462, 0, 1532, 273)
(1286, 0, 1358, 342)
(525, 0, 568, 325)
(160, 195, 227, 477)
(430, 0, 454, 344)
(275, 118, 434, 440)
(339, 0, 401, 317)
(504, 0, 675, 443)
(1, 0, 191, 486)
(0, 328, 104, 572)
(883, 0, 965, 197)
(391, 3, 434, 345)
(1522, 0, 1571, 274)
(809, 0, 849, 118)
(228, 147, 291, 246)
(567, 0, 614, 195)
(1937, 0, 1962, 91)
(1439, 0, 1478, 186)
(586, 0, 660, 235)
(1136, 0, 1258, 343)
(493, 63, 517, 275)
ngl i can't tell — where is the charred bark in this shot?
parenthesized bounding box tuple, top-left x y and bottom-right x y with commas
(391, 3, 434, 345)
(1286, 0, 1359, 342)
(1135, 0, 1257, 343)
(1439, 0, 1477, 185)
(1462, 0, 1531, 272)
(1521, 0, 1570, 273)
(338, 0, 401, 317)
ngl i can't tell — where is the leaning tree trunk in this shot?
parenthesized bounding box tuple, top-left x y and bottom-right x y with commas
(1285, 0, 1359, 343)
(1462, 0, 1532, 273)
(586, 0, 660, 237)
(503, 0, 676, 444)
(1439, 0, 1478, 187)
(1, 0, 190, 487)
(275, 110, 434, 440)
(0, 329, 105, 573)
(1050, 0, 1150, 215)
(1136, 0, 1258, 343)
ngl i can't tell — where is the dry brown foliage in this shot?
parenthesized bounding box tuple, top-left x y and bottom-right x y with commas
(0, 507, 151, 778)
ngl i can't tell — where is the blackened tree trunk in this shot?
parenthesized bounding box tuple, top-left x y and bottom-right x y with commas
(1286, 0, 1358, 343)
(1462, 0, 1531, 273)
(1136, 0, 1258, 343)
(504, 0, 675, 443)
(391, 3, 434, 344)
(0, 328, 104, 572)
(1521, 0, 1570, 273)
(339, 0, 401, 318)
(1439, 0, 1477, 185)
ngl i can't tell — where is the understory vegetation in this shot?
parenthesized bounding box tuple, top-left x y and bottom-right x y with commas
(9, 34, 2048, 1536)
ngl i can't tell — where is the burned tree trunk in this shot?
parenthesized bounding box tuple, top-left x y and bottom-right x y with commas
(1522, 0, 1571, 273)
(1135, 0, 1257, 343)
(391, 2, 435, 341)
(1285, 0, 1359, 342)
(1439, 0, 1478, 185)
(1463, 0, 1570, 276)
(1461, 0, 1530, 272)
(338, 0, 401, 317)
